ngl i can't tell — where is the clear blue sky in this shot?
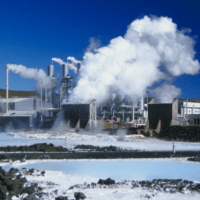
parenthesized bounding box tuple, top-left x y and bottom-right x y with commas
(0, 0, 200, 99)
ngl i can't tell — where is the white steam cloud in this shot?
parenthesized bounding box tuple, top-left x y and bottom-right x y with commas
(86, 37, 101, 53)
(52, 57, 78, 74)
(6, 64, 52, 88)
(70, 16, 200, 104)
(151, 84, 181, 103)
(67, 56, 81, 65)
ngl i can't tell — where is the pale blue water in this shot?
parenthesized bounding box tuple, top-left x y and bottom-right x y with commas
(3, 160, 200, 181)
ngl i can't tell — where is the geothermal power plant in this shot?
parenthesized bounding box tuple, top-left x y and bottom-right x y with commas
(1, 61, 200, 133)
(0, 62, 147, 131)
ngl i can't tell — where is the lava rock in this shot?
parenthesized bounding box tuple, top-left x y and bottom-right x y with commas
(55, 196, 68, 200)
(98, 178, 115, 185)
(0, 143, 68, 152)
(23, 194, 39, 200)
(74, 144, 122, 152)
(74, 192, 86, 200)
(159, 126, 200, 142)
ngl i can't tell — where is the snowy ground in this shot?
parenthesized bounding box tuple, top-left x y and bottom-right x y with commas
(1, 130, 200, 151)
(16, 168, 200, 200)
(2, 158, 200, 200)
(1, 130, 200, 199)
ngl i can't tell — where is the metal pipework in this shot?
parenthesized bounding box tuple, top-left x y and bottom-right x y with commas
(132, 105, 135, 123)
(140, 96, 144, 116)
(6, 65, 9, 113)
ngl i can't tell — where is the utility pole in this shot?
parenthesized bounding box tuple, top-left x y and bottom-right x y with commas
(39, 81, 43, 125)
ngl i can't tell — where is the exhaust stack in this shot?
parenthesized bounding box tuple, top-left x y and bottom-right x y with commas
(6, 65, 9, 113)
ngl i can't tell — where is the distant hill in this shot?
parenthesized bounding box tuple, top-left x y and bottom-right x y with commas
(0, 89, 37, 98)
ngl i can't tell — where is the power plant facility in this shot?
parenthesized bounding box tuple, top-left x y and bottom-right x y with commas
(0, 60, 200, 135)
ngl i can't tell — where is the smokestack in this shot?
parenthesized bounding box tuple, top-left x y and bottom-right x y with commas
(47, 65, 54, 77)
(6, 65, 9, 113)
(140, 96, 144, 116)
(62, 64, 69, 78)
(77, 62, 81, 76)
(132, 105, 135, 123)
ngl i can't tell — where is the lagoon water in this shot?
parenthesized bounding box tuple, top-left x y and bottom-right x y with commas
(3, 159, 200, 182)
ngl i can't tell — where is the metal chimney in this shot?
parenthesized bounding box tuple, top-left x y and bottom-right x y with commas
(62, 64, 69, 78)
(140, 96, 144, 116)
(132, 105, 135, 123)
(47, 65, 54, 77)
(6, 65, 9, 113)
(77, 62, 81, 76)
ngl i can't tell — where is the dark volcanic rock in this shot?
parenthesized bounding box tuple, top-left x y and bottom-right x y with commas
(0, 167, 46, 199)
(23, 194, 39, 200)
(0, 143, 68, 152)
(74, 145, 122, 152)
(188, 156, 200, 162)
(55, 196, 68, 200)
(158, 126, 200, 142)
(74, 192, 86, 200)
(98, 178, 115, 185)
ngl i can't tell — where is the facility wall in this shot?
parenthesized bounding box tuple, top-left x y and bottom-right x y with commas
(2, 116, 31, 129)
(171, 99, 179, 125)
(15, 98, 34, 111)
(62, 104, 90, 128)
(148, 104, 172, 129)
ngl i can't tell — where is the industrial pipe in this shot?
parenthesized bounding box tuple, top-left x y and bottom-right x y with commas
(6, 65, 9, 113)
(132, 105, 135, 123)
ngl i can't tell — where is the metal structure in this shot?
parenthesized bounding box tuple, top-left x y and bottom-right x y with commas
(98, 94, 146, 126)
(6, 66, 9, 113)
(47, 65, 54, 77)
(62, 100, 97, 130)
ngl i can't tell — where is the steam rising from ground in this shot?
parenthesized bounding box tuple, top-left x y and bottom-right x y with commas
(70, 16, 200, 104)
(6, 64, 52, 88)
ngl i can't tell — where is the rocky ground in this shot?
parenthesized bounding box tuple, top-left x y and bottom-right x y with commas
(0, 143, 68, 152)
(157, 126, 200, 142)
(1, 167, 200, 200)
(188, 156, 200, 162)
(0, 143, 200, 162)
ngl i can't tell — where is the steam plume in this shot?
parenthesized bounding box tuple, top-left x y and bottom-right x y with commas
(67, 56, 81, 64)
(86, 37, 101, 53)
(70, 16, 200, 104)
(151, 84, 181, 103)
(6, 64, 52, 88)
(52, 57, 77, 74)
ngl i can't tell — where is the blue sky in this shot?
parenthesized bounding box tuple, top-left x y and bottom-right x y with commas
(0, 0, 200, 99)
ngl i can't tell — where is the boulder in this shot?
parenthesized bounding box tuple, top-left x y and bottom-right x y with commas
(98, 178, 115, 185)
(74, 192, 86, 200)
(55, 196, 68, 200)
(23, 194, 39, 200)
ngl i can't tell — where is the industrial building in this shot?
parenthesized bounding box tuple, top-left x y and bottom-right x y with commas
(0, 97, 57, 128)
(62, 100, 97, 130)
(97, 94, 147, 127)
(1, 60, 200, 133)
(148, 99, 200, 131)
(0, 61, 87, 130)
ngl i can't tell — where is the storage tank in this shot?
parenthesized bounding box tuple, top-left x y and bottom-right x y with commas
(47, 65, 54, 77)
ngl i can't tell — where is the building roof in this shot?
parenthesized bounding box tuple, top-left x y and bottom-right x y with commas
(3, 110, 37, 117)
(0, 89, 36, 98)
(0, 97, 31, 103)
